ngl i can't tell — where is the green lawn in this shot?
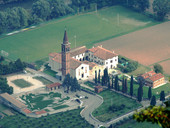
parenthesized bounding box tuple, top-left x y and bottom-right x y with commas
(53, 105, 69, 110)
(43, 66, 57, 77)
(33, 76, 53, 85)
(12, 79, 32, 88)
(127, 81, 170, 99)
(84, 81, 96, 88)
(0, 109, 93, 128)
(0, 6, 159, 62)
(92, 90, 141, 122)
(117, 119, 161, 128)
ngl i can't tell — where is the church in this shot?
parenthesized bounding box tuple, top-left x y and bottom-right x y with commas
(48, 30, 118, 80)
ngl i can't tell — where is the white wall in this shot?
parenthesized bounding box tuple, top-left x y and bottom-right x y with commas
(72, 53, 85, 61)
(75, 64, 89, 80)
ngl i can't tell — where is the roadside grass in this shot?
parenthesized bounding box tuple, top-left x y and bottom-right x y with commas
(0, 6, 159, 62)
(92, 90, 141, 122)
(117, 119, 161, 128)
(53, 105, 69, 110)
(12, 79, 32, 88)
(0, 109, 93, 128)
(33, 76, 53, 85)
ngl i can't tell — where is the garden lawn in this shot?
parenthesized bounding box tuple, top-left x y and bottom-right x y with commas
(127, 81, 170, 99)
(0, 6, 158, 62)
(84, 81, 96, 88)
(33, 76, 53, 85)
(12, 79, 32, 88)
(0, 109, 93, 128)
(92, 90, 141, 122)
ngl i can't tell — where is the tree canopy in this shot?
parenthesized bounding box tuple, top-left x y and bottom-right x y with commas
(153, 63, 163, 74)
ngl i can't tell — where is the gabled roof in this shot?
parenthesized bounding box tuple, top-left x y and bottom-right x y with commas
(22, 108, 32, 114)
(88, 46, 118, 60)
(95, 86, 103, 89)
(70, 46, 87, 57)
(83, 61, 97, 69)
(49, 53, 62, 63)
(141, 71, 156, 79)
(0, 93, 26, 109)
(35, 110, 47, 115)
(70, 58, 83, 70)
(46, 83, 61, 88)
(147, 73, 164, 82)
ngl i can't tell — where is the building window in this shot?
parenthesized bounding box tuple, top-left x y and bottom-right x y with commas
(81, 67, 84, 69)
(106, 62, 108, 64)
(110, 60, 113, 63)
(115, 59, 117, 61)
(89, 54, 90, 56)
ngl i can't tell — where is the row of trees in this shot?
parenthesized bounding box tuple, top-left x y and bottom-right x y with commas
(0, 59, 26, 75)
(0, 0, 28, 4)
(0, 77, 13, 94)
(62, 74, 81, 93)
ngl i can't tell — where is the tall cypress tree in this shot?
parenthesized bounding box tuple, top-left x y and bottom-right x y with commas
(150, 95, 156, 106)
(102, 76, 104, 86)
(114, 75, 118, 90)
(122, 76, 125, 93)
(160, 91, 165, 103)
(117, 81, 120, 91)
(125, 78, 128, 93)
(95, 70, 97, 84)
(130, 75, 133, 96)
(108, 77, 111, 89)
(98, 69, 100, 83)
(104, 68, 109, 85)
(148, 87, 152, 100)
(137, 86, 142, 102)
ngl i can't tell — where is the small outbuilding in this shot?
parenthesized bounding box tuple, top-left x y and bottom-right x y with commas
(46, 82, 62, 91)
(95, 86, 103, 93)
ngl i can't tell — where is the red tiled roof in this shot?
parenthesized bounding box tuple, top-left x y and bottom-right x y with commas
(88, 46, 118, 60)
(70, 58, 82, 69)
(70, 46, 87, 57)
(95, 86, 103, 89)
(22, 108, 32, 114)
(141, 71, 156, 79)
(46, 83, 61, 88)
(35, 110, 47, 115)
(83, 61, 96, 69)
(148, 73, 164, 82)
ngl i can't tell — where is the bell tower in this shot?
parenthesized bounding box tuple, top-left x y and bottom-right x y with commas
(61, 29, 70, 76)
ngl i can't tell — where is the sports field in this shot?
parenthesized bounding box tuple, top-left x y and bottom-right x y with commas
(0, 6, 158, 62)
(96, 21, 170, 75)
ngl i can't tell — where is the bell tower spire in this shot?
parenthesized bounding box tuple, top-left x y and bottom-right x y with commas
(61, 28, 70, 76)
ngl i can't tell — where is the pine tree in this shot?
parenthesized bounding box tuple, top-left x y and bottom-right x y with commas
(130, 75, 133, 96)
(148, 87, 152, 100)
(111, 77, 114, 89)
(117, 81, 120, 91)
(95, 70, 97, 84)
(98, 69, 100, 83)
(103, 68, 109, 85)
(114, 75, 118, 90)
(108, 77, 111, 89)
(137, 86, 142, 102)
(102, 76, 104, 86)
(160, 91, 165, 103)
(150, 95, 156, 106)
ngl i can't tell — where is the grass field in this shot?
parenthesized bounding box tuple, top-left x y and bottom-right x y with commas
(92, 90, 141, 122)
(33, 76, 53, 85)
(12, 79, 32, 88)
(0, 6, 158, 62)
(0, 109, 93, 128)
(117, 119, 161, 128)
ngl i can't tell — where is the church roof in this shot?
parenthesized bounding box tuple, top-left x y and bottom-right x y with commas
(70, 46, 87, 57)
(88, 46, 118, 60)
(70, 58, 82, 69)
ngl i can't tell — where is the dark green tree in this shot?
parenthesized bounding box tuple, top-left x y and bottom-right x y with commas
(111, 77, 114, 89)
(148, 87, 152, 100)
(130, 75, 133, 96)
(108, 77, 111, 89)
(95, 70, 97, 84)
(103, 68, 109, 85)
(98, 69, 100, 83)
(114, 75, 118, 90)
(122, 76, 125, 93)
(62, 74, 71, 92)
(124, 78, 128, 93)
(160, 91, 165, 103)
(0, 77, 13, 94)
(150, 95, 156, 106)
(153, 63, 164, 74)
(101, 76, 104, 86)
(153, 0, 170, 21)
(137, 86, 143, 102)
(135, 0, 150, 12)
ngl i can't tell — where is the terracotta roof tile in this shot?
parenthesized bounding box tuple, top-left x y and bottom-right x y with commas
(70, 46, 87, 57)
(148, 73, 164, 82)
(22, 108, 32, 114)
(95, 86, 103, 89)
(35, 110, 47, 115)
(70, 58, 82, 69)
(46, 83, 61, 88)
(83, 61, 97, 69)
(141, 71, 156, 79)
(88, 46, 118, 60)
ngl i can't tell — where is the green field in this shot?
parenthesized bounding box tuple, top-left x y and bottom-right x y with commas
(0, 6, 158, 62)
(33, 76, 53, 85)
(92, 90, 141, 122)
(0, 109, 93, 128)
(12, 79, 32, 88)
